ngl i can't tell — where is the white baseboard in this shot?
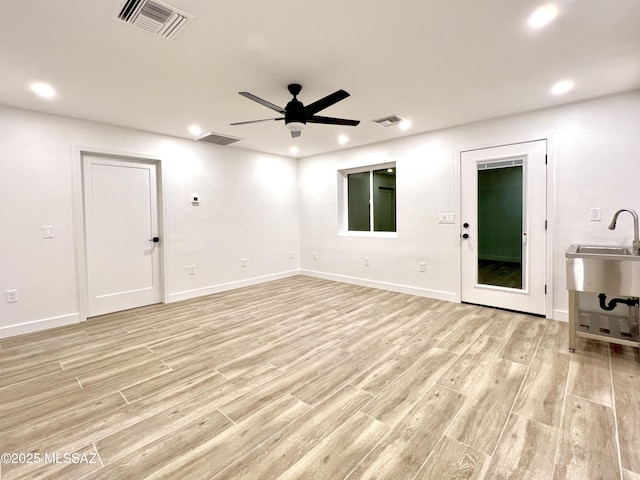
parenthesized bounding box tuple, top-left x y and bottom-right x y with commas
(552, 309, 569, 322)
(167, 270, 301, 303)
(0, 313, 81, 339)
(300, 269, 459, 303)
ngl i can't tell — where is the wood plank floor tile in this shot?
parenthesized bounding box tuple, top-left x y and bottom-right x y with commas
(612, 366, 640, 473)
(219, 346, 349, 422)
(436, 334, 505, 395)
(350, 334, 439, 396)
(291, 339, 397, 406)
(538, 319, 569, 353)
(567, 352, 613, 407)
(145, 395, 311, 480)
(212, 385, 373, 480)
(347, 384, 465, 479)
(361, 347, 457, 426)
(482, 311, 522, 340)
(0, 361, 62, 388)
(554, 395, 620, 479)
(96, 395, 230, 464)
(436, 313, 492, 355)
(0, 392, 126, 454)
(513, 347, 570, 427)
(413, 435, 488, 480)
(275, 411, 389, 480)
(92, 409, 232, 479)
(119, 361, 225, 403)
(445, 358, 528, 455)
(499, 317, 547, 365)
(623, 469, 640, 480)
(482, 413, 558, 480)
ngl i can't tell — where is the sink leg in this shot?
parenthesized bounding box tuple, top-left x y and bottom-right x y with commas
(568, 290, 577, 352)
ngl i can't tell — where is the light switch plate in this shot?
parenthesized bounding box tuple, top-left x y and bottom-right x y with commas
(438, 214, 455, 224)
(43, 226, 54, 238)
(590, 208, 601, 221)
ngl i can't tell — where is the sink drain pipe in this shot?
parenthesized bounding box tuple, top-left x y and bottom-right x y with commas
(598, 293, 639, 311)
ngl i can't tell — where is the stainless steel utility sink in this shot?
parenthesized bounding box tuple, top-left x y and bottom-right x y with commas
(566, 244, 640, 296)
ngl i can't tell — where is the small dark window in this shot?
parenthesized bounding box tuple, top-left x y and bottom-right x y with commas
(347, 167, 396, 233)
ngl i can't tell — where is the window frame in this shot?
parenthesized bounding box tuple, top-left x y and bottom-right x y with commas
(338, 161, 397, 238)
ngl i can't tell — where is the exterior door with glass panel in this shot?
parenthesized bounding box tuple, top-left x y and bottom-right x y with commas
(460, 140, 546, 315)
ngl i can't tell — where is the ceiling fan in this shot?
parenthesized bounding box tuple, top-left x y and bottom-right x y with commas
(230, 84, 360, 138)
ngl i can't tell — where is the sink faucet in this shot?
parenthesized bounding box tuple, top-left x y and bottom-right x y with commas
(608, 208, 640, 254)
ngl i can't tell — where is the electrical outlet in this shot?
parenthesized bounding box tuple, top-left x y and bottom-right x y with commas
(289, 251, 294, 259)
(240, 258, 246, 268)
(312, 252, 317, 260)
(6, 289, 18, 303)
(364, 257, 370, 266)
(188, 265, 196, 275)
(419, 262, 427, 272)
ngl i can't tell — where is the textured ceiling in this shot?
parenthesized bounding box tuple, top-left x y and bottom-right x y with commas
(1, 0, 639, 157)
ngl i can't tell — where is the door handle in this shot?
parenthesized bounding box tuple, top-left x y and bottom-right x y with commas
(149, 237, 160, 243)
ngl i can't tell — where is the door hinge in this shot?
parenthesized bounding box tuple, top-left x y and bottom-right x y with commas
(545, 284, 548, 294)
(545, 154, 548, 165)
(545, 220, 548, 230)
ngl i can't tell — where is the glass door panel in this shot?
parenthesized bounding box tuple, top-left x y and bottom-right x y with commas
(477, 161, 523, 289)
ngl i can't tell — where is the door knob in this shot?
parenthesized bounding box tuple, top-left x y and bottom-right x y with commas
(149, 237, 160, 243)
(463, 222, 470, 228)
(462, 233, 469, 239)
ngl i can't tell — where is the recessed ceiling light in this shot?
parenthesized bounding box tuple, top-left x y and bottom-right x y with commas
(338, 135, 349, 145)
(188, 124, 203, 136)
(29, 82, 56, 99)
(289, 146, 299, 155)
(399, 119, 412, 131)
(551, 79, 574, 95)
(528, 4, 558, 29)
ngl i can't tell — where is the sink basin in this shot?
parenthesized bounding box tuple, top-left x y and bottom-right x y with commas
(574, 245, 632, 256)
(566, 244, 640, 296)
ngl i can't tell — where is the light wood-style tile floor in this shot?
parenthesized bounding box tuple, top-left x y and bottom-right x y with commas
(1, 276, 639, 479)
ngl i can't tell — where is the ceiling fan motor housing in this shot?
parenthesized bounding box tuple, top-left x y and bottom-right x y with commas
(285, 98, 306, 127)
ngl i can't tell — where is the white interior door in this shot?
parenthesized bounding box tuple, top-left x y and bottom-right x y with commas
(83, 155, 162, 317)
(460, 140, 546, 315)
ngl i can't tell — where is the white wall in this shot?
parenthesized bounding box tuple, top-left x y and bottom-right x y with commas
(0, 106, 300, 337)
(298, 90, 640, 320)
(1, 90, 638, 337)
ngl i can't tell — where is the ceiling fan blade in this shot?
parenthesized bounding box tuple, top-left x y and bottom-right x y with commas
(291, 130, 302, 138)
(307, 115, 360, 126)
(305, 90, 350, 115)
(239, 92, 286, 114)
(230, 117, 284, 126)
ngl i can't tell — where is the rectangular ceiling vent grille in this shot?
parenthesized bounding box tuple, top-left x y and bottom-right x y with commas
(116, 0, 193, 40)
(373, 115, 404, 127)
(195, 132, 242, 146)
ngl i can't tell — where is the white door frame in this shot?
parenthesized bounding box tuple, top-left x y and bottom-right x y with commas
(72, 146, 168, 322)
(455, 134, 555, 319)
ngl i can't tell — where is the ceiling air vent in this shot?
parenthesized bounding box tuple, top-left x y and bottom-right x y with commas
(115, 0, 193, 40)
(373, 115, 404, 127)
(195, 132, 242, 146)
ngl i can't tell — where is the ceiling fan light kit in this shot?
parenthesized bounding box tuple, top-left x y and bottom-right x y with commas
(231, 83, 360, 138)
